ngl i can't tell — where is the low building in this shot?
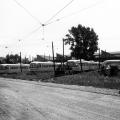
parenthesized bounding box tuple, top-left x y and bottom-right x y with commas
(34, 55, 53, 62)
(94, 51, 120, 61)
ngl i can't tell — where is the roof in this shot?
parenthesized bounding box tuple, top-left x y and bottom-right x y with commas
(36, 55, 53, 61)
(102, 60, 120, 65)
(30, 61, 53, 64)
(94, 51, 120, 58)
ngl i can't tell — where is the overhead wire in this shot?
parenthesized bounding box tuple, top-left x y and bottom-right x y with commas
(29, 0, 75, 40)
(13, 0, 75, 40)
(45, 0, 105, 26)
(13, 0, 104, 41)
(13, 0, 44, 40)
(22, 26, 42, 39)
(43, 0, 104, 41)
(13, 0, 43, 25)
(45, 0, 75, 25)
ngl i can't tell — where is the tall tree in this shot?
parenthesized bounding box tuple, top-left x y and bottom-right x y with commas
(64, 24, 98, 60)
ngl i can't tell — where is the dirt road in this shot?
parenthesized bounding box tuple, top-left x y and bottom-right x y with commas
(0, 78, 120, 120)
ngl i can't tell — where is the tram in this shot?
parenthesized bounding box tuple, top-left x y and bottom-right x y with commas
(0, 64, 29, 73)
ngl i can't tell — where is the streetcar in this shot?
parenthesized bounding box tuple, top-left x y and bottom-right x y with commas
(0, 64, 30, 74)
(66, 59, 99, 72)
(101, 60, 120, 76)
(29, 61, 61, 72)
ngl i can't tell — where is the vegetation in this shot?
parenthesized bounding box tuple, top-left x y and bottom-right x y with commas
(0, 54, 30, 64)
(5, 54, 20, 63)
(63, 24, 98, 60)
(0, 70, 120, 90)
(54, 71, 120, 89)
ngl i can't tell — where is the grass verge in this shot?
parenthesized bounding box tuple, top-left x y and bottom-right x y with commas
(0, 71, 120, 90)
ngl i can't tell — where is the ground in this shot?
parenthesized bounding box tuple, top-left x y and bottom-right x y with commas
(0, 77, 120, 120)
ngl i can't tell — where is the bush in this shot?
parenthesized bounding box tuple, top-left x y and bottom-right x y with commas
(110, 66, 119, 76)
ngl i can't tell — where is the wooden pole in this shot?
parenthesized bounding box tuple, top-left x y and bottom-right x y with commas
(99, 48, 101, 69)
(20, 52, 22, 72)
(63, 39, 65, 70)
(52, 41, 55, 76)
(80, 57, 83, 72)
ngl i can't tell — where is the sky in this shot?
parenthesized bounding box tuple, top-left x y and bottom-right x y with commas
(0, 0, 120, 58)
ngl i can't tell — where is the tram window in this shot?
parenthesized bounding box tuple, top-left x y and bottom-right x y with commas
(39, 64, 41, 67)
(49, 65, 51, 67)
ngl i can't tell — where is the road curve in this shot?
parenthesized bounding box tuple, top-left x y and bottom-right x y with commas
(0, 78, 120, 120)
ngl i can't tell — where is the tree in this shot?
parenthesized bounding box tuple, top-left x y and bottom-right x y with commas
(5, 54, 20, 64)
(63, 24, 98, 60)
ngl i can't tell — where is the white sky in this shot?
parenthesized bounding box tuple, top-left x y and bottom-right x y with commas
(0, 0, 120, 58)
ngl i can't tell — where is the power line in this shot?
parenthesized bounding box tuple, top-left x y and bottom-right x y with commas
(13, 0, 43, 25)
(13, 0, 104, 41)
(46, 0, 105, 26)
(22, 26, 42, 39)
(13, 0, 74, 41)
(45, 0, 75, 24)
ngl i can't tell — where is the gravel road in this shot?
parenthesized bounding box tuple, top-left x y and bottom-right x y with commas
(0, 78, 120, 120)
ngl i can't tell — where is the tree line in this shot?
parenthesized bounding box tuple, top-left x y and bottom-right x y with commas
(0, 54, 30, 64)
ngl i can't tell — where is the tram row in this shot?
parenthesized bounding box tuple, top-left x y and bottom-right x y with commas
(0, 59, 120, 76)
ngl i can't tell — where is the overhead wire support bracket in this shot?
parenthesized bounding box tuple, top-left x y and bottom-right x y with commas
(42, 24, 45, 40)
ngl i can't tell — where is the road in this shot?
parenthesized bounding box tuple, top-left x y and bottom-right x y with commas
(0, 78, 120, 120)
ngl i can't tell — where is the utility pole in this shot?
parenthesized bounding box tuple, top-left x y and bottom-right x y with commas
(80, 57, 83, 72)
(20, 52, 22, 72)
(63, 39, 65, 70)
(79, 50, 83, 72)
(99, 48, 101, 70)
(52, 41, 55, 76)
(18, 39, 22, 72)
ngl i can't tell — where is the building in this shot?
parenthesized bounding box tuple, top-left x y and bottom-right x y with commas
(94, 51, 120, 61)
(34, 55, 53, 62)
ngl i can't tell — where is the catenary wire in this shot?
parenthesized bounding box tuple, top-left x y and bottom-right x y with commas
(45, 0, 75, 25)
(20, 0, 104, 40)
(46, 0, 105, 26)
(22, 26, 42, 39)
(13, 0, 104, 40)
(13, 0, 43, 25)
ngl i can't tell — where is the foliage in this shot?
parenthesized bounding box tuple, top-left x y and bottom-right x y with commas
(4, 54, 30, 64)
(5, 54, 20, 64)
(64, 24, 98, 60)
(54, 71, 120, 90)
(1, 70, 120, 90)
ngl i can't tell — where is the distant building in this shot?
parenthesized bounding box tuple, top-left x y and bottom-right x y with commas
(56, 53, 71, 62)
(34, 54, 71, 62)
(94, 51, 120, 61)
(35, 51, 120, 62)
(35, 55, 53, 62)
(110, 51, 120, 58)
